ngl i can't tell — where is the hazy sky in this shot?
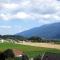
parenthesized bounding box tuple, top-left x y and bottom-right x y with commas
(0, 0, 60, 35)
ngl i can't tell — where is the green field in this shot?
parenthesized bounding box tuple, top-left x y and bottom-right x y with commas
(0, 43, 60, 57)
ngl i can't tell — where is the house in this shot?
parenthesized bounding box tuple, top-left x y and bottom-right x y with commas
(0, 49, 29, 60)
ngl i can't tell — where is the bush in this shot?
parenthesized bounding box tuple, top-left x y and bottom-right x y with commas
(22, 53, 29, 60)
(3, 49, 15, 60)
(33, 55, 41, 60)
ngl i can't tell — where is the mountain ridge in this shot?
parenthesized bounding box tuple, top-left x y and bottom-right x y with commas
(16, 22, 60, 39)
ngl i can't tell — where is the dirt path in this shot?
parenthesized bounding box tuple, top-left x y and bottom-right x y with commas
(16, 41, 60, 50)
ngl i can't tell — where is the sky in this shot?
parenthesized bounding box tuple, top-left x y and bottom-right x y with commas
(0, 0, 60, 35)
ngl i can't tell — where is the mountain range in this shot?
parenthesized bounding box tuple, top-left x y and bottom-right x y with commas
(16, 22, 60, 39)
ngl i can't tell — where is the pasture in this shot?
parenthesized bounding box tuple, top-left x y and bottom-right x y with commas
(0, 43, 60, 57)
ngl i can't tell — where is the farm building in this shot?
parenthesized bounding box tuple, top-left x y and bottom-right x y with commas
(0, 49, 29, 60)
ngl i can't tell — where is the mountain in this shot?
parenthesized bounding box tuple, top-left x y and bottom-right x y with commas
(16, 22, 60, 39)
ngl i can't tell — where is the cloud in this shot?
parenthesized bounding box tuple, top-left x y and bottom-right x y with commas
(0, 3, 19, 11)
(0, 12, 60, 23)
(0, 0, 60, 35)
(57, 0, 60, 1)
(27, 13, 60, 21)
(30, 0, 60, 14)
(14, 12, 31, 19)
(0, 0, 31, 11)
(0, 12, 31, 20)
(0, 26, 11, 29)
(0, 13, 12, 20)
(0, 0, 60, 22)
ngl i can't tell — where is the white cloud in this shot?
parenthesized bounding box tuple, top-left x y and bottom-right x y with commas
(14, 12, 31, 19)
(1, 3, 19, 10)
(0, 0, 60, 22)
(0, 12, 60, 22)
(0, 26, 12, 29)
(0, 0, 60, 35)
(0, 12, 31, 20)
(20, 1, 31, 8)
(0, 13, 12, 20)
(0, 1, 31, 11)
(29, 13, 60, 22)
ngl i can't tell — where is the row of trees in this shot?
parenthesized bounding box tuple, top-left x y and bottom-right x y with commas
(27, 36, 60, 43)
(0, 35, 60, 43)
(0, 35, 26, 41)
(28, 36, 42, 42)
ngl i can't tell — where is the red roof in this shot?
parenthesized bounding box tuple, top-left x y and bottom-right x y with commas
(12, 49, 23, 57)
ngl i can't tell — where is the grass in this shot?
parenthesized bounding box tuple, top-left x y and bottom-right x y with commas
(0, 43, 60, 57)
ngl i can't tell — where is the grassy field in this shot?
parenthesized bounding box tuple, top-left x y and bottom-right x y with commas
(0, 43, 60, 57)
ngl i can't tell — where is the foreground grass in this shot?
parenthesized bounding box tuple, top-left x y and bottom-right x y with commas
(0, 43, 60, 57)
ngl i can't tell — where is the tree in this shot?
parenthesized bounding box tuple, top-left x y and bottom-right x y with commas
(28, 36, 42, 42)
(3, 49, 15, 60)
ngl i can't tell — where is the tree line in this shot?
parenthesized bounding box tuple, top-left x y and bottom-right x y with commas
(0, 35, 60, 44)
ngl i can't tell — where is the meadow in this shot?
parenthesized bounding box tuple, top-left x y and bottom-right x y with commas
(0, 43, 60, 58)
